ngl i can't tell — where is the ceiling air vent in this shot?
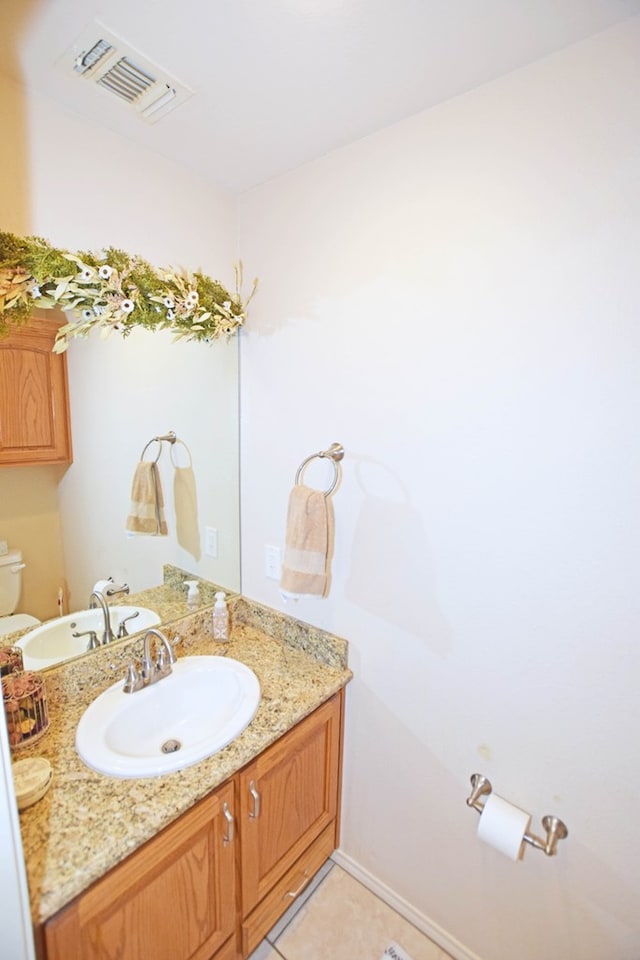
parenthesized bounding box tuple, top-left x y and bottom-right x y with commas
(63, 24, 193, 124)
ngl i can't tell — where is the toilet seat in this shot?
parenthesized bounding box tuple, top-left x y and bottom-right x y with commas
(0, 613, 41, 638)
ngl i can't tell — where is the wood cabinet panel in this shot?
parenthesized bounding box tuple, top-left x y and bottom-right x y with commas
(238, 693, 342, 916)
(240, 821, 336, 958)
(43, 782, 236, 960)
(0, 317, 72, 465)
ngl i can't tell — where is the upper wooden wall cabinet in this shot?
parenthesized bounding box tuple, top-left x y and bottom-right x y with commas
(0, 317, 72, 466)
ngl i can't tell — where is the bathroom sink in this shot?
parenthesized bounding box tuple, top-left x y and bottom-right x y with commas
(16, 606, 161, 670)
(75, 656, 261, 778)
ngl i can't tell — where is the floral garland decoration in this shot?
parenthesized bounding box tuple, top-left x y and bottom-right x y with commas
(0, 231, 257, 352)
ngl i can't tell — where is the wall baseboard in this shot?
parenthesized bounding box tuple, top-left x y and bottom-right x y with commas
(330, 849, 484, 960)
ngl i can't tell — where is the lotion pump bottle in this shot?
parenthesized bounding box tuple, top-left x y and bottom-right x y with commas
(184, 580, 200, 608)
(212, 591, 229, 642)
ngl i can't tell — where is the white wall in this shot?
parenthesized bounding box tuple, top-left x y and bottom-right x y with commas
(0, 72, 241, 613)
(0, 716, 34, 960)
(238, 19, 640, 960)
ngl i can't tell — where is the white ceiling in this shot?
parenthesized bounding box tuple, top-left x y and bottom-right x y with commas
(1, 0, 639, 193)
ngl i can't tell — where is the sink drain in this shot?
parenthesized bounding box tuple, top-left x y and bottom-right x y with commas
(161, 739, 182, 754)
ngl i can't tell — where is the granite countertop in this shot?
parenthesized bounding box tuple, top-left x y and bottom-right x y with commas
(14, 596, 352, 927)
(0, 563, 232, 654)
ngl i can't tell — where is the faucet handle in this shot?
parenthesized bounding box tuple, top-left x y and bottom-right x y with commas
(156, 641, 176, 676)
(71, 626, 101, 650)
(140, 654, 155, 684)
(117, 610, 140, 638)
(123, 662, 144, 694)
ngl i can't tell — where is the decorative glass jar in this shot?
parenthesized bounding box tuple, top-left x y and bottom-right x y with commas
(0, 645, 24, 678)
(2, 670, 49, 749)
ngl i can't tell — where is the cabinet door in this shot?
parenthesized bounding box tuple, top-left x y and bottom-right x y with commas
(43, 782, 237, 960)
(0, 316, 72, 465)
(239, 691, 343, 916)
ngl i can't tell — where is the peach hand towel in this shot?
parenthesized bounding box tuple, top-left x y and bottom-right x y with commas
(126, 461, 168, 536)
(280, 485, 333, 599)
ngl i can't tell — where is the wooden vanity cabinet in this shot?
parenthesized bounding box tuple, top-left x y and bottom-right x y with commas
(238, 692, 343, 957)
(0, 316, 72, 466)
(42, 781, 238, 960)
(39, 690, 345, 960)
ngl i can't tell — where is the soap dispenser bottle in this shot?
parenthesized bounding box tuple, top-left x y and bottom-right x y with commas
(212, 591, 229, 642)
(184, 580, 200, 608)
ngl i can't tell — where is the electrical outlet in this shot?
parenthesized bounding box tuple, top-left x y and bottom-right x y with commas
(264, 545, 282, 580)
(204, 526, 218, 558)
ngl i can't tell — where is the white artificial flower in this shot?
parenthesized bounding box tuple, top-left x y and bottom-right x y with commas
(99, 265, 113, 280)
(163, 296, 175, 309)
(186, 290, 199, 306)
(79, 268, 93, 281)
(120, 299, 135, 314)
(82, 309, 93, 320)
(166, 308, 175, 320)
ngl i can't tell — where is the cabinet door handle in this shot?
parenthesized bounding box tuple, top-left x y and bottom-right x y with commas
(282, 869, 311, 901)
(222, 802, 234, 844)
(248, 780, 261, 820)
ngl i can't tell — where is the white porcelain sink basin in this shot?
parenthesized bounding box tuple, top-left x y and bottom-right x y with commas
(16, 606, 161, 670)
(76, 656, 261, 778)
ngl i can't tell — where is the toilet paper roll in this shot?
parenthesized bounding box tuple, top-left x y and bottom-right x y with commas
(477, 793, 531, 860)
(92, 579, 113, 597)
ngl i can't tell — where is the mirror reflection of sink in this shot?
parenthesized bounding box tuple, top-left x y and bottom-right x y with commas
(76, 656, 261, 778)
(16, 607, 161, 670)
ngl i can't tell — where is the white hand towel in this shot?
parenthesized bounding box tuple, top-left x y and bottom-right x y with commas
(125, 461, 168, 536)
(280, 484, 333, 599)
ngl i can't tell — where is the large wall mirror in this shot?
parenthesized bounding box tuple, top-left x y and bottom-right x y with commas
(60, 320, 241, 605)
(1, 313, 240, 629)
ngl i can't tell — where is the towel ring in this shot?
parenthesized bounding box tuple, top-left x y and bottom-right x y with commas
(170, 439, 192, 470)
(295, 442, 344, 496)
(140, 431, 177, 463)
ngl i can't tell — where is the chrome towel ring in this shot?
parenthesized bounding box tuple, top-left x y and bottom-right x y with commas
(295, 442, 344, 496)
(140, 431, 177, 463)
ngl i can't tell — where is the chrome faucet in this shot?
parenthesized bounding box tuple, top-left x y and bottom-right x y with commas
(123, 629, 177, 694)
(88, 590, 115, 645)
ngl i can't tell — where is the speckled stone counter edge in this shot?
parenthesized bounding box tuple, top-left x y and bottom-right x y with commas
(12, 589, 352, 928)
(231, 595, 348, 670)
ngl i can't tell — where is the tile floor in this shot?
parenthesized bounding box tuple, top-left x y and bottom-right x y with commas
(248, 861, 454, 960)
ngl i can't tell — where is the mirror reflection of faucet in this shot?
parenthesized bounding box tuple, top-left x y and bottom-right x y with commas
(88, 591, 115, 645)
(117, 610, 140, 637)
(70, 626, 101, 651)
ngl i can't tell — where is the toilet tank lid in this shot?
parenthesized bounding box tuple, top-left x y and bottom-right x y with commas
(0, 613, 40, 636)
(0, 549, 22, 568)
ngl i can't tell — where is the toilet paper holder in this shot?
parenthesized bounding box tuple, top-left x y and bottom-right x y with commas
(466, 773, 568, 856)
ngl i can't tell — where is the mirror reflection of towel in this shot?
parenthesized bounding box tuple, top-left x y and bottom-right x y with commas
(125, 462, 168, 536)
(174, 466, 201, 559)
(280, 485, 333, 599)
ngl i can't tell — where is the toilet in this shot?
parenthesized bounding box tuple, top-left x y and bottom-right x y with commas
(0, 550, 41, 639)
